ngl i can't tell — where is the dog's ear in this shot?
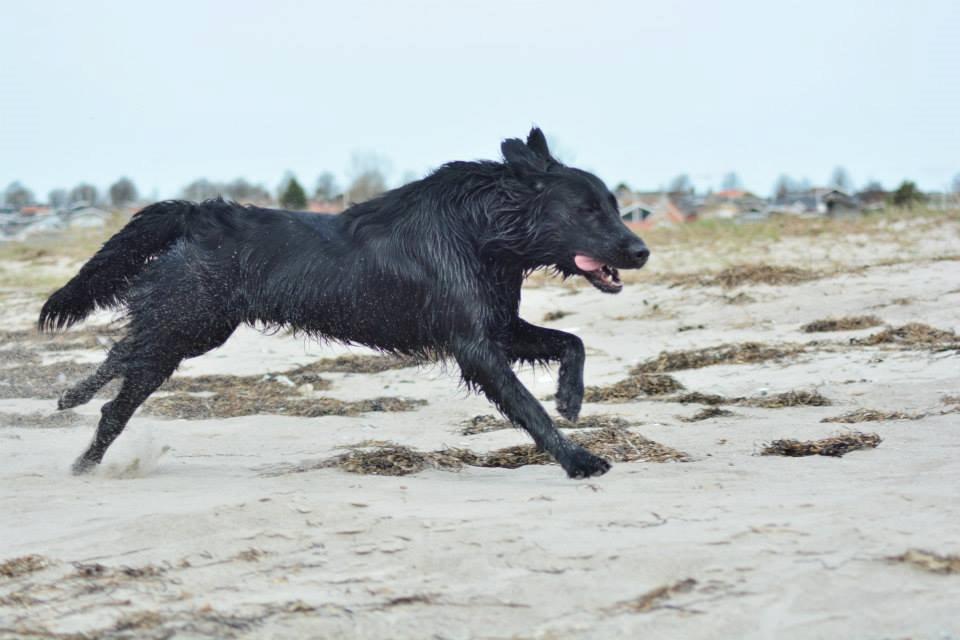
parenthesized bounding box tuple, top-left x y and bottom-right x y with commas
(501, 137, 549, 173)
(525, 127, 554, 162)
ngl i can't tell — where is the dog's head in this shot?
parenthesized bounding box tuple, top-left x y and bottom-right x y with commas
(501, 128, 649, 293)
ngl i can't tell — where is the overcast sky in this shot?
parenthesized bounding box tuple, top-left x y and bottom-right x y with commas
(1, 0, 957, 200)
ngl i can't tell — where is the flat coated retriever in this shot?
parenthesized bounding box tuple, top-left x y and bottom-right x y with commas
(40, 128, 649, 478)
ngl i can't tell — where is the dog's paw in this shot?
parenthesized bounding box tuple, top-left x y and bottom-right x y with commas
(562, 447, 611, 479)
(58, 390, 81, 411)
(555, 381, 583, 423)
(71, 456, 97, 475)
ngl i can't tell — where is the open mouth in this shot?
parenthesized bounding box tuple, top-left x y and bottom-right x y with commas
(574, 254, 622, 293)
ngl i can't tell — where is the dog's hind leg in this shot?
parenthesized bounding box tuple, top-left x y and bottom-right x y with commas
(508, 320, 585, 422)
(58, 338, 132, 410)
(71, 360, 177, 475)
(455, 338, 609, 479)
(71, 320, 238, 475)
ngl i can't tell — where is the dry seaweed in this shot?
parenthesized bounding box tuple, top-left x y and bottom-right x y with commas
(113, 611, 165, 632)
(163, 371, 332, 394)
(0, 361, 104, 400)
(542, 310, 571, 322)
(455, 427, 689, 467)
(741, 390, 832, 408)
(722, 292, 756, 305)
(0, 555, 49, 579)
(852, 323, 959, 349)
(822, 408, 923, 423)
(282, 427, 687, 476)
(671, 264, 819, 288)
(460, 414, 509, 435)
(606, 578, 698, 613)
(71, 562, 166, 580)
(161, 354, 418, 394)
(634, 342, 804, 373)
(801, 315, 882, 333)
(889, 549, 960, 575)
(0, 325, 121, 352)
(582, 374, 684, 402)
(460, 413, 633, 435)
(680, 407, 734, 422)
(0, 344, 41, 366)
(320, 445, 465, 476)
(662, 389, 830, 409)
(0, 410, 86, 429)
(144, 390, 425, 420)
(668, 391, 730, 405)
(761, 432, 881, 457)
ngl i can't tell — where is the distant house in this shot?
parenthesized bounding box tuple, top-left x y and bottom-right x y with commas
(65, 206, 110, 229)
(14, 214, 66, 239)
(699, 189, 766, 220)
(855, 187, 888, 211)
(822, 190, 861, 217)
(767, 187, 863, 216)
(617, 191, 687, 227)
(18, 206, 52, 217)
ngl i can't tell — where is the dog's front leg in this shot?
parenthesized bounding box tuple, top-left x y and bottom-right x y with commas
(508, 320, 584, 422)
(454, 339, 609, 478)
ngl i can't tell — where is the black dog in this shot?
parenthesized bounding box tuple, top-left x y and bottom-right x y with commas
(40, 128, 649, 478)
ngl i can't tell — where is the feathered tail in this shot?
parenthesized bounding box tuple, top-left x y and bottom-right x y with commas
(38, 200, 195, 331)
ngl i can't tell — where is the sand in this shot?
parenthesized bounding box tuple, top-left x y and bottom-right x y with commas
(1, 216, 959, 639)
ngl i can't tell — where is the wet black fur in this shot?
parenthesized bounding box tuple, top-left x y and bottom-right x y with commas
(40, 128, 649, 478)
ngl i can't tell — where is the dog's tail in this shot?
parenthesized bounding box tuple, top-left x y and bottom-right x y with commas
(39, 200, 196, 331)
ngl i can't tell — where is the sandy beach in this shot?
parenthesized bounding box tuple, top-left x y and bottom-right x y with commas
(2, 212, 959, 639)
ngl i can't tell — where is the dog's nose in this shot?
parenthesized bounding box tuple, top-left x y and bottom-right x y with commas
(627, 241, 650, 267)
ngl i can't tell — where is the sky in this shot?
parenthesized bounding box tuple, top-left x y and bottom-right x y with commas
(1, 0, 958, 201)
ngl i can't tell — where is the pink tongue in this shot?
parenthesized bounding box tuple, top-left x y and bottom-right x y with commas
(574, 254, 604, 271)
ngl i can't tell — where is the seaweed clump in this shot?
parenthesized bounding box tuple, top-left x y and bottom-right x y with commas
(671, 264, 819, 288)
(889, 549, 960, 575)
(761, 432, 881, 457)
(634, 342, 804, 373)
(801, 315, 882, 333)
(852, 323, 958, 349)
(582, 374, 684, 402)
(460, 413, 633, 436)
(821, 408, 923, 423)
(270, 428, 687, 477)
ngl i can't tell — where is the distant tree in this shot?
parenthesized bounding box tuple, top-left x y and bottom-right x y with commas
(223, 178, 270, 203)
(830, 166, 852, 192)
(108, 177, 138, 207)
(48, 188, 68, 209)
(667, 174, 692, 195)
(313, 171, 339, 200)
(279, 176, 308, 210)
(347, 171, 387, 204)
(180, 179, 220, 201)
(69, 183, 98, 207)
(4, 181, 35, 208)
(346, 152, 390, 204)
(613, 182, 632, 194)
(721, 172, 741, 190)
(889, 180, 924, 208)
(952, 173, 960, 195)
(861, 180, 884, 193)
(773, 174, 794, 200)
